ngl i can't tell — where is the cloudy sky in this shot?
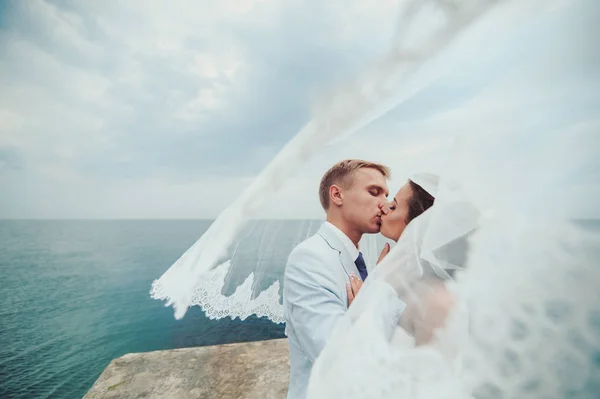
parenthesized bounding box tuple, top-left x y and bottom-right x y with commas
(0, 0, 598, 219)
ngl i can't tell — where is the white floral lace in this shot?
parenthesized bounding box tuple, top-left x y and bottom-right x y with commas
(150, 260, 285, 323)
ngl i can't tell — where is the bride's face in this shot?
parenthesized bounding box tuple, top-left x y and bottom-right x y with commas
(380, 182, 413, 242)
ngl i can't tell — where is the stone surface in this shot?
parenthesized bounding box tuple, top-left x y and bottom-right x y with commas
(83, 338, 290, 399)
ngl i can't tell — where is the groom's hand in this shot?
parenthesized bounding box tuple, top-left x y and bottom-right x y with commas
(377, 242, 391, 265)
(346, 274, 363, 306)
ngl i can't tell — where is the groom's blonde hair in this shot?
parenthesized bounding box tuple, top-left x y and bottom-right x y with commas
(319, 159, 391, 210)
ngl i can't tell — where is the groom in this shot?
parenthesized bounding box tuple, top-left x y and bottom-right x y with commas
(283, 159, 391, 399)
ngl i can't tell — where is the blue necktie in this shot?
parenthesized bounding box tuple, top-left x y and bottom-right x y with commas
(355, 252, 368, 281)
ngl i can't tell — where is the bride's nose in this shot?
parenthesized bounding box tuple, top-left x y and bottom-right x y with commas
(381, 202, 392, 215)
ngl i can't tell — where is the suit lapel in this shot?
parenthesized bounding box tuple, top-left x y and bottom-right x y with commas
(317, 223, 360, 279)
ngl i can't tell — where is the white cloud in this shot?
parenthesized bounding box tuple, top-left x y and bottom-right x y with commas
(0, 0, 400, 218)
(0, 0, 597, 219)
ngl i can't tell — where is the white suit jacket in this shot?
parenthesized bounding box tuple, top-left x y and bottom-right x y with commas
(283, 222, 363, 399)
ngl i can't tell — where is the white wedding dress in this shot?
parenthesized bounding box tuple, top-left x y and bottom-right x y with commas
(307, 280, 470, 399)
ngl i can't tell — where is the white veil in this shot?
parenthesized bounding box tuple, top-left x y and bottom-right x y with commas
(150, 0, 599, 340)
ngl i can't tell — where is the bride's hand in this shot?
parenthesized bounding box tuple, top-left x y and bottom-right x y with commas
(346, 274, 363, 306)
(377, 243, 391, 265)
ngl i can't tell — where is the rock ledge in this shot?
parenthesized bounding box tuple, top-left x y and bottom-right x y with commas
(83, 338, 289, 399)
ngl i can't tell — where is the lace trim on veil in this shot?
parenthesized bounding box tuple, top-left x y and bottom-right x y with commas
(150, 260, 285, 323)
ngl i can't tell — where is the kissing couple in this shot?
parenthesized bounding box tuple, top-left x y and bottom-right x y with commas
(283, 159, 457, 399)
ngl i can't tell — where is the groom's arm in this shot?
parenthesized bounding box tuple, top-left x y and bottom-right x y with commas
(284, 247, 346, 362)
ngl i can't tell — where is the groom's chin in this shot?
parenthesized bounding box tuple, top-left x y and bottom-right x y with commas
(367, 224, 381, 234)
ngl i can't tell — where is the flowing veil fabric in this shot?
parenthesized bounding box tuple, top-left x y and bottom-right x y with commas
(303, 2, 600, 394)
(148, 0, 599, 395)
(149, 0, 521, 321)
(306, 114, 599, 399)
(149, 8, 599, 388)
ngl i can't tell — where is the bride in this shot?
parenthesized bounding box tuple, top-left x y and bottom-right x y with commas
(378, 174, 457, 347)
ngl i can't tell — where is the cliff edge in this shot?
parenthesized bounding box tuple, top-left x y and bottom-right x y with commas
(83, 338, 289, 399)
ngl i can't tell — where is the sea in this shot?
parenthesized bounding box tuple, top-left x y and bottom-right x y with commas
(0, 219, 306, 399)
(2, 219, 598, 399)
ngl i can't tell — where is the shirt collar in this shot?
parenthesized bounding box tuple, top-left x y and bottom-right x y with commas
(323, 221, 360, 262)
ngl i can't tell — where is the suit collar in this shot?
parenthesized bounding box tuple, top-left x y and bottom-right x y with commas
(317, 222, 362, 280)
(321, 222, 360, 260)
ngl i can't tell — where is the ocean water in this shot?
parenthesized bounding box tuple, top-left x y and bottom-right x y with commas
(2, 219, 598, 399)
(0, 219, 310, 399)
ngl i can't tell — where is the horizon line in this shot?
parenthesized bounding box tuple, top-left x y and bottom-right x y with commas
(0, 217, 326, 221)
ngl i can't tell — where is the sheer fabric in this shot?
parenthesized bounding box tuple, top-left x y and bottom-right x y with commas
(150, 0, 599, 356)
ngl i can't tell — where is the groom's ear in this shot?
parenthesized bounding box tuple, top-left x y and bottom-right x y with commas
(330, 185, 344, 207)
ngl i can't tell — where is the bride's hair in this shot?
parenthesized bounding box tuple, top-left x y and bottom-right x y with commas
(406, 180, 435, 224)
